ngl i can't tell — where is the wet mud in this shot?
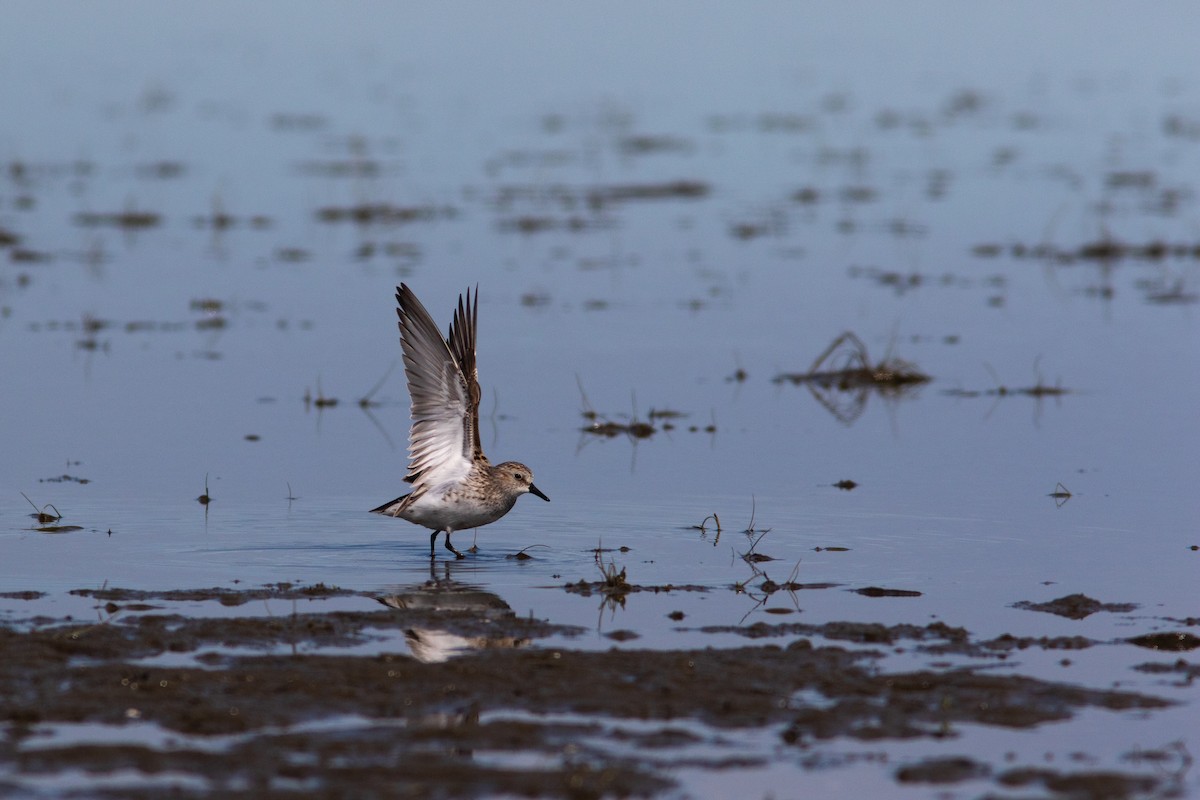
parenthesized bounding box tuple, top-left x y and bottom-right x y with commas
(0, 584, 1187, 798)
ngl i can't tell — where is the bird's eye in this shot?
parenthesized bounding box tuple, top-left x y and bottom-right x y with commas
(513, 472, 524, 482)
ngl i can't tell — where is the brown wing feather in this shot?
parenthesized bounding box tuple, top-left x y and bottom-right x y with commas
(395, 284, 484, 487)
(447, 286, 483, 462)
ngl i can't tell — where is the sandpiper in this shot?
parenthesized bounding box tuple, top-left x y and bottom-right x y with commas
(371, 284, 549, 558)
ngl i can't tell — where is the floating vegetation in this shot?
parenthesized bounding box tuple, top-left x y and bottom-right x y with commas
(135, 161, 186, 180)
(847, 265, 982, 295)
(294, 159, 391, 178)
(197, 474, 212, 505)
(21, 492, 83, 533)
(73, 208, 161, 230)
(729, 212, 786, 241)
(616, 134, 693, 156)
(1142, 278, 1199, 305)
(833, 479, 858, 491)
(268, 112, 328, 131)
(707, 112, 813, 134)
(726, 355, 748, 383)
(304, 379, 339, 410)
(275, 247, 310, 263)
(1014, 593, 1138, 621)
(39, 474, 91, 485)
(942, 359, 1070, 403)
(980, 234, 1200, 264)
(192, 197, 272, 230)
(576, 382, 713, 444)
(586, 180, 709, 209)
(22, 492, 62, 524)
(499, 215, 609, 234)
(35, 524, 84, 534)
(791, 187, 820, 205)
(773, 332, 931, 425)
(189, 298, 227, 331)
(854, 587, 923, 598)
(1049, 483, 1073, 508)
(838, 185, 877, 204)
(315, 203, 456, 226)
(9, 247, 51, 263)
(596, 553, 630, 595)
(740, 530, 776, 565)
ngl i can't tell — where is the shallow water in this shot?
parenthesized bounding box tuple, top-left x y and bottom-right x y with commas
(1, 2, 1198, 797)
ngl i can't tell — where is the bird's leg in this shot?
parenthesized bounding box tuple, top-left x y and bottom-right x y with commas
(429, 529, 440, 558)
(443, 531, 465, 559)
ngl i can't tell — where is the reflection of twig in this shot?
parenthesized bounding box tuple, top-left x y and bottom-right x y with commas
(1049, 482, 1072, 508)
(359, 403, 397, 450)
(593, 543, 630, 629)
(689, 513, 722, 546)
(577, 374, 597, 421)
(358, 361, 396, 408)
(739, 529, 775, 564)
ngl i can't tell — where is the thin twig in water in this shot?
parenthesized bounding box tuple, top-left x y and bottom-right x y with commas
(743, 495, 771, 534)
(21, 492, 62, 523)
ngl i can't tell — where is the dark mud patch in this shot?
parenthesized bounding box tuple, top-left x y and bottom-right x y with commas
(693, 621, 1106, 662)
(895, 755, 990, 784)
(1013, 593, 1138, 620)
(853, 586, 922, 598)
(996, 767, 1160, 799)
(0, 591, 45, 601)
(0, 588, 1179, 798)
(1134, 659, 1200, 683)
(69, 582, 358, 607)
(1128, 631, 1200, 652)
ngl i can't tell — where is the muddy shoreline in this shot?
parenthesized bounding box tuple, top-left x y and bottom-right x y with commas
(0, 584, 1189, 798)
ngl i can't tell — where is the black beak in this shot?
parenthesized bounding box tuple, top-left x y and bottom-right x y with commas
(529, 483, 550, 502)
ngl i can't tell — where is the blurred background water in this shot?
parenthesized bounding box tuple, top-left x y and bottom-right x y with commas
(1, 2, 1198, 793)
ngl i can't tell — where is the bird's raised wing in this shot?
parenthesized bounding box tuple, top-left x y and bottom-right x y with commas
(395, 284, 484, 487)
